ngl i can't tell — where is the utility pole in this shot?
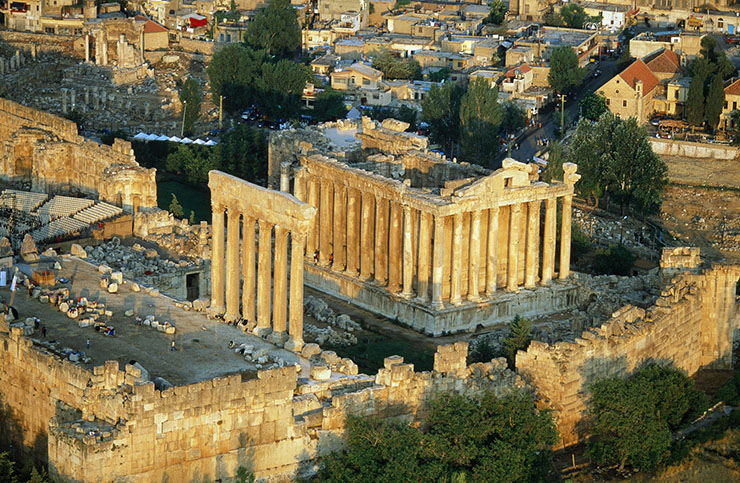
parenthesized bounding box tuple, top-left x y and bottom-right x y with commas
(218, 95, 224, 130)
(560, 94, 567, 134)
(181, 100, 188, 138)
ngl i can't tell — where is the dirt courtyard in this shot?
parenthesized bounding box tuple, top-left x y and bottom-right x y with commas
(3, 256, 305, 386)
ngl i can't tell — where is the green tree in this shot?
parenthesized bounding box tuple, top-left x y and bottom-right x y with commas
(0, 452, 18, 483)
(459, 78, 503, 167)
(318, 391, 557, 482)
(235, 466, 255, 483)
(705, 74, 726, 132)
(485, 0, 507, 24)
(372, 49, 422, 80)
(256, 59, 312, 118)
(207, 44, 266, 113)
(313, 87, 347, 121)
(27, 467, 48, 483)
(422, 82, 465, 155)
(547, 46, 586, 94)
(501, 100, 525, 134)
(686, 69, 707, 129)
(245, 0, 300, 58)
(617, 45, 632, 70)
(428, 67, 451, 82)
(501, 315, 532, 368)
(586, 364, 708, 471)
(593, 244, 635, 275)
(468, 338, 497, 364)
(169, 193, 184, 218)
(579, 92, 608, 120)
(397, 105, 419, 131)
(566, 112, 668, 215)
(542, 140, 564, 183)
(560, 3, 587, 29)
(179, 77, 202, 137)
(218, 123, 268, 182)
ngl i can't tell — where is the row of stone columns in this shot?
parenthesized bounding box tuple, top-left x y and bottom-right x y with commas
(0, 51, 27, 75)
(291, 171, 574, 308)
(211, 204, 306, 351)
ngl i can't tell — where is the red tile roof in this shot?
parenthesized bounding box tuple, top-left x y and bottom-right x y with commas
(619, 59, 660, 96)
(504, 64, 531, 77)
(725, 77, 740, 96)
(645, 48, 682, 75)
(136, 15, 168, 33)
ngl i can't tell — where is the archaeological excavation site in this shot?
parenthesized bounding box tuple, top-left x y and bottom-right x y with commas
(0, 98, 739, 482)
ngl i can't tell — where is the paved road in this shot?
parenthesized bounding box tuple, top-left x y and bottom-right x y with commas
(504, 57, 621, 164)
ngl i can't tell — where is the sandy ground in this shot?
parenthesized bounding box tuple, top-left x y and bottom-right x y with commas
(664, 156, 740, 188)
(3, 256, 307, 386)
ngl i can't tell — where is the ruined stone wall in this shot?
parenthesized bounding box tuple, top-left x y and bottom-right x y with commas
(516, 263, 740, 448)
(0, 98, 157, 210)
(0, 31, 76, 55)
(0, 317, 522, 481)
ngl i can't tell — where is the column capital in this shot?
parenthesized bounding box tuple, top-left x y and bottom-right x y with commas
(258, 219, 274, 230)
(212, 201, 226, 214)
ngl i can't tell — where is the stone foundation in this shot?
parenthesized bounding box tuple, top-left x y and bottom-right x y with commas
(305, 263, 578, 335)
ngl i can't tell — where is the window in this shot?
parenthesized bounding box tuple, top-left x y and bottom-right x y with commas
(622, 100, 627, 107)
(363, 78, 370, 86)
(725, 101, 729, 109)
(45, 27, 54, 33)
(606, 98, 610, 106)
(734, 101, 738, 110)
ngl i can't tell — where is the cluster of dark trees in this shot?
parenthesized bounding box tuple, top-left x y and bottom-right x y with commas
(686, 36, 737, 133)
(133, 123, 268, 186)
(420, 79, 526, 167)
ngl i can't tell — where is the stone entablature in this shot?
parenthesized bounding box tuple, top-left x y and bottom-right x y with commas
(208, 171, 317, 352)
(287, 142, 580, 334)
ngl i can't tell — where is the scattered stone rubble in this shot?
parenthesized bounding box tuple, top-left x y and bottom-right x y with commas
(470, 270, 662, 350)
(573, 206, 657, 257)
(83, 236, 202, 291)
(303, 295, 360, 346)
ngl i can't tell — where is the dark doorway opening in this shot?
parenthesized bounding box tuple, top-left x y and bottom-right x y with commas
(186, 272, 199, 301)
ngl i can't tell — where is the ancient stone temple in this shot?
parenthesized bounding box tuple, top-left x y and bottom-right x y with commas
(208, 170, 316, 351)
(271, 118, 581, 335)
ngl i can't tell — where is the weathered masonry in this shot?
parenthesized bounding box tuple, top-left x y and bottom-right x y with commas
(273, 118, 581, 335)
(0, 98, 157, 212)
(208, 171, 316, 351)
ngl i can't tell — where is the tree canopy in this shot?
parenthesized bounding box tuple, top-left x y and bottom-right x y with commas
(560, 3, 588, 29)
(459, 78, 503, 167)
(421, 82, 465, 155)
(371, 49, 422, 80)
(313, 87, 347, 122)
(579, 92, 608, 121)
(501, 101, 526, 135)
(547, 46, 586, 94)
(318, 390, 558, 482)
(586, 364, 708, 471)
(485, 0, 507, 24)
(178, 77, 202, 137)
(566, 112, 668, 214)
(244, 0, 300, 57)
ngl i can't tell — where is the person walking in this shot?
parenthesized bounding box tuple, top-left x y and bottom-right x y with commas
(86, 338, 90, 349)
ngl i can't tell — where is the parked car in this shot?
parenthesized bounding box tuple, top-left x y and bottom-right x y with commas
(727, 36, 740, 45)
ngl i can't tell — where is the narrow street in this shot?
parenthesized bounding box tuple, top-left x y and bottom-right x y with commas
(505, 57, 621, 164)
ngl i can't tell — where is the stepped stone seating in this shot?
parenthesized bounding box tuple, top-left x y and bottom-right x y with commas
(73, 202, 124, 225)
(36, 196, 95, 218)
(31, 216, 88, 243)
(0, 190, 48, 212)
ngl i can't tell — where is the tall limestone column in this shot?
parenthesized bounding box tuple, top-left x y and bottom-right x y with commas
(559, 195, 573, 280)
(286, 233, 306, 352)
(84, 34, 90, 62)
(256, 220, 273, 336)
(450, 212, 464, 304)
(306, 177, 319, 260)
(542, 198, 557, 284)
(210, 203, 226, 314)
(224, 207, 241, 322)
(280, 162, 291, 192)
(241, 217, 256, 326)
(332, 184, 347, 271)
(525, 201, 540, 289)
(374, 197, 389, 285)
(507, 204, 522, 292)
(360, 192, 375, 280)
(431, 214, 445, 309)
(468, 210, 482, 302)
(271, 227, 289, 344)
(319, 181, 333, 266)
(388, 201, 403, 293)
(346, 188, 360, 277)
(416, 211, 432, 301)
(293, 167, 306, 203)
(486, 206, 499, 296)
(402, 205, 414, 297)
